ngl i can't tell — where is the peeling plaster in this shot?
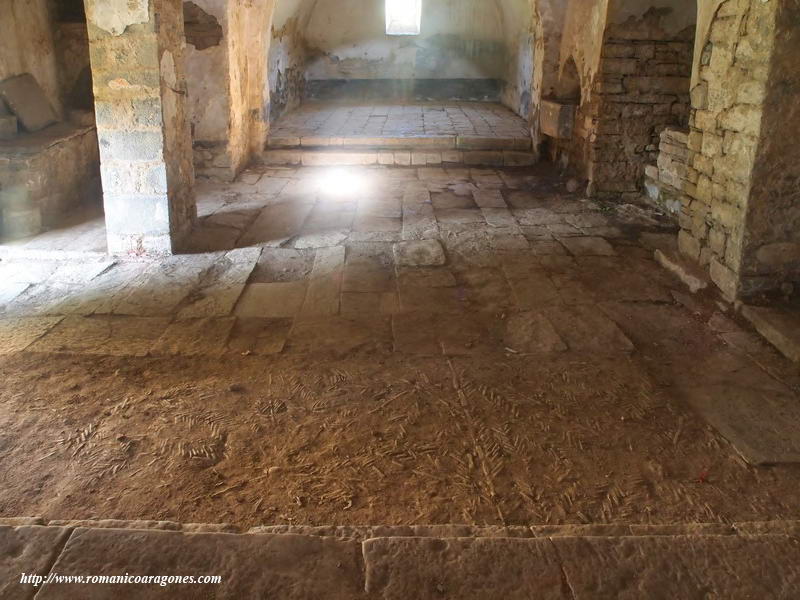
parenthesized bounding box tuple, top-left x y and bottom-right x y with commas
(86, 0, 150, 36)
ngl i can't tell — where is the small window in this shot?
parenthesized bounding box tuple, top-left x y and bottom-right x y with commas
(386, 0, 422, 36)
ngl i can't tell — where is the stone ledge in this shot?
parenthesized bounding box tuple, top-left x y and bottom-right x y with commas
(740, 304, 800, 364)
(6, 518, 800, 537)
(267, 135, 531, 153)
(261, 149, 536, 168)
(655, 248, 710, 293)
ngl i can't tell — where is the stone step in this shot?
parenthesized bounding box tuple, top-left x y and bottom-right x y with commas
(261, 147, 536, 168)
(740, 303, 800, 364)
(3, 519, 799, 599)
(267, 134, 532, 152)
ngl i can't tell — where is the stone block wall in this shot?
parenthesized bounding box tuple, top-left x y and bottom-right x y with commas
(677, 0, 779, 299)
(0, 124, 101, 239)
(589, 34, 693, 201)
(644, 127, 693, 216)
(737, 0, 800, 296)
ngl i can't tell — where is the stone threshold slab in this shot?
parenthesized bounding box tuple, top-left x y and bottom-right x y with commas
(740, 303, 800, 364)
(4, 517, 799, 537)
(2, 520, 799, 600)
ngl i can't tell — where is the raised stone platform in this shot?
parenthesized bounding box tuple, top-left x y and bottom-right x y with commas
(0, 122, 101, 240)
(262, 147, 537, 168)
(2, 518, 799, 599)
(264, 101, 535, 168)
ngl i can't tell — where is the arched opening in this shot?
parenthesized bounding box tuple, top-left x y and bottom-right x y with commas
(588, 2, 697, 200)
(263, 0, 536, 152)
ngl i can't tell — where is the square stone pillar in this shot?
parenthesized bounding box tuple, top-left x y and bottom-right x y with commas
(85, 0, 196, 255)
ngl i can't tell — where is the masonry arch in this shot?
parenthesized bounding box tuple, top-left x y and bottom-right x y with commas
(266, 0, 536, 120)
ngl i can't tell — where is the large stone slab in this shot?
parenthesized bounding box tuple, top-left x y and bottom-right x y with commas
(554, 534, 800, 599)
(393, 240, 446, 267)
(741, 304, 800, 364)
(504, 311, 568, 353)
(235, 282, 307, 318)
(502, 263, 561, 308)
(343, 262, 395, 293)
(301, 246, 345, 316)
(391, 311, 441, 355)
(0, 525, 72, 600)
(108, 258, 214, 317)
(363, 537, 569, 599)
(288, 315, 391, 355)
(559, 236, 617, 257)
(238, 203, 313, 248)
(26, 316, 169, 356)
(0, 282, 30, 308)
(0, 74, 58, 132)
(151, 318, 235, 357)
(36, 529, 366, 599)
(543, 305, 634, 353)
(679, 384, 800, 465)
(227, 317, 291, 355)
(0, 317, 63, 354)
(177, 249, 261, 319)
(47, 261, 116, 285)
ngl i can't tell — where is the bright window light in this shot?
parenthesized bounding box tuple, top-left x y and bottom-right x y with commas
(386, 0, 422, 36)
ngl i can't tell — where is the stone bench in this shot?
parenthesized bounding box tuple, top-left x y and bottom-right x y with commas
(0, 120, 100, 240)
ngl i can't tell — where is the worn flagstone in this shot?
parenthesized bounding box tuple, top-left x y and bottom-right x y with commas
(301, 246, 345, 316)
(35, 528, 366, 600)
(178, 248, 261, 319)
(0, 316, 63, 354)
(553, 534, 800, 599)
(363, 537, 568, 600)
(26, 316, 169, 356)
(0, 525, 72, 600)
(234, 282, 308, 318)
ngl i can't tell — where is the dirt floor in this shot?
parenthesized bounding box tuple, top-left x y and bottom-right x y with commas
(2, 342, 799, 529)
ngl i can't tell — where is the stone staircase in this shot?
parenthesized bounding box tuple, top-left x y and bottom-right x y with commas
(3, 518, 799, 598)
(261, 133, 537, 168)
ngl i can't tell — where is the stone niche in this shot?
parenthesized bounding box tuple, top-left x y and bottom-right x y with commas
(540, 100, 576, 140)
(0, 70, 100, 240)
(0, 122, 101, 239)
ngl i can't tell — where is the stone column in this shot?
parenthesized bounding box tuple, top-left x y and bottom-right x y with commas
(84, 0, 196, 255)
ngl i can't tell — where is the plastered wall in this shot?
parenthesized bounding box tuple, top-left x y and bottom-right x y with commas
(266, 0, 535, 118)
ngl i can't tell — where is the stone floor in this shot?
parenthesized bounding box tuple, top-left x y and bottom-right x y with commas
(1, 164, 799, 467)
(0, 204, 107, 257)
(268, 101, 531, 142)
(3, 519, 799, 599)
(3, 164, 800, 594)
